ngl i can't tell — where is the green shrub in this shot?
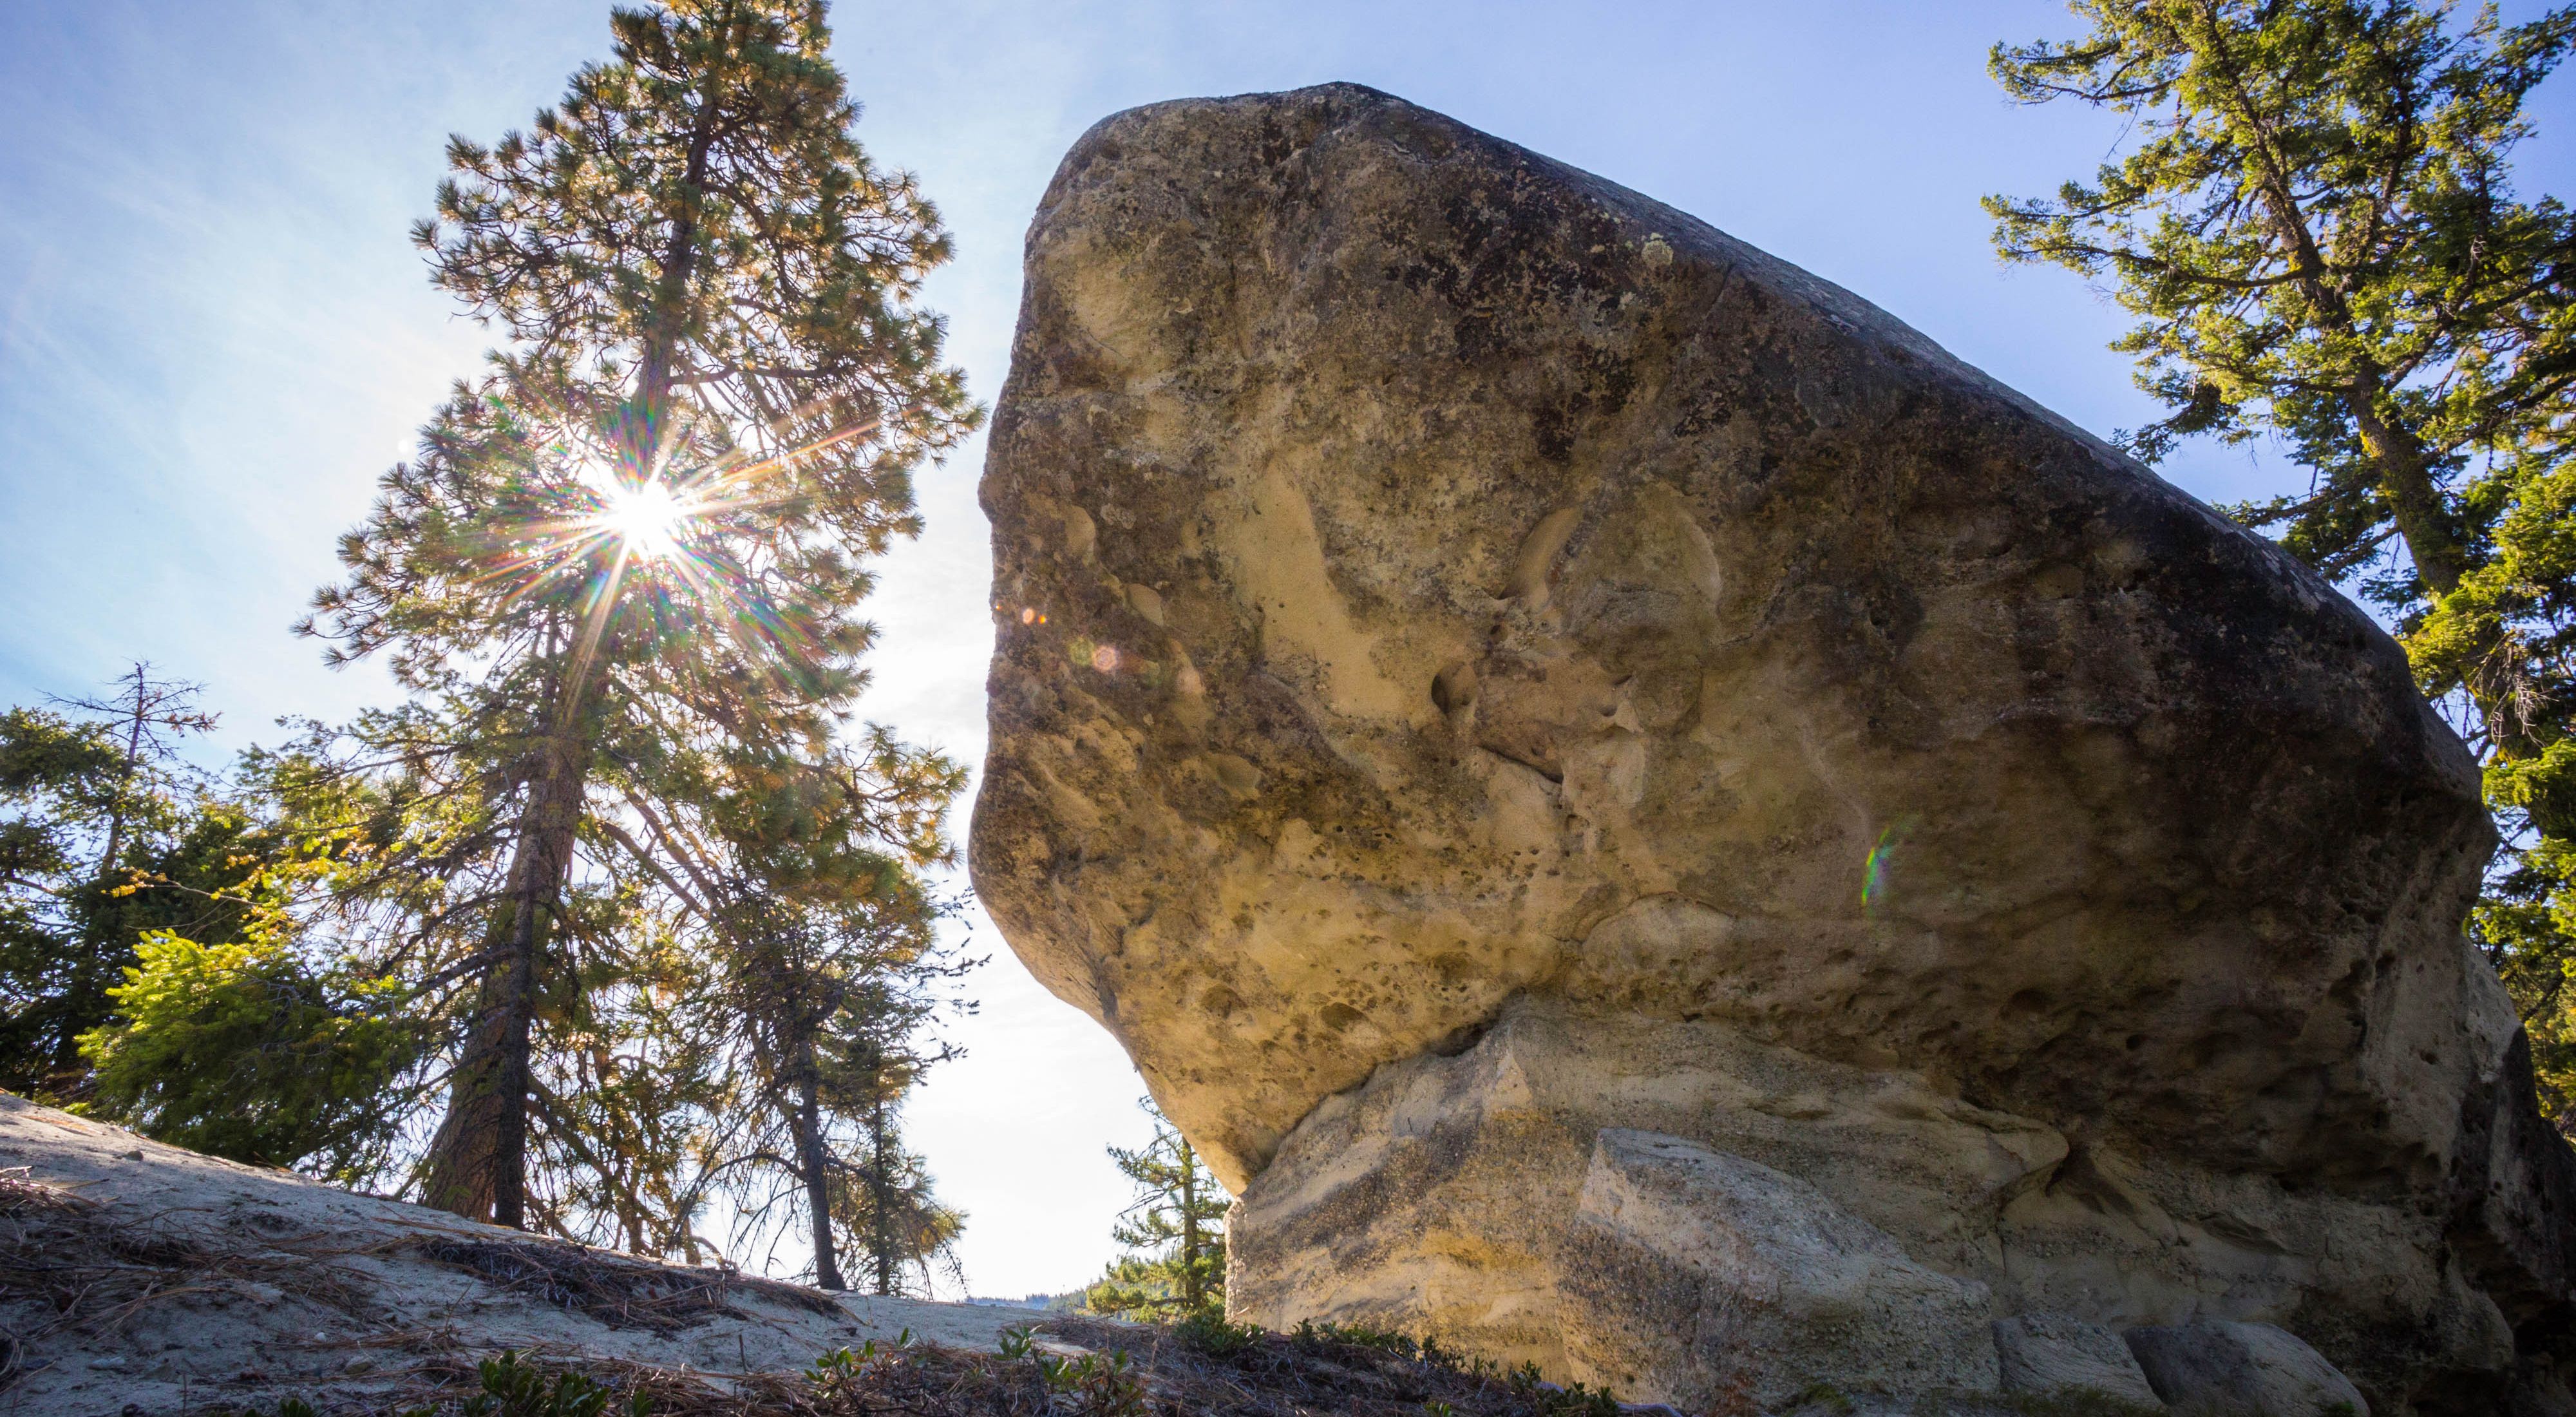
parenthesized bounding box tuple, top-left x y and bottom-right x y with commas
(1291, 1318, 1421, 1358)
(1174, 1309, 1264, 1357)
(77, 931, 419, 1176)
(462, 1351, 648, 1417)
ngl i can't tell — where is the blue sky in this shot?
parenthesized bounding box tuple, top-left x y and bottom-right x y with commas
(8, 0, 2573, 1297)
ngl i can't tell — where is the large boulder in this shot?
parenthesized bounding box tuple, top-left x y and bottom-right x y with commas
(970, 82, 2576, 1409)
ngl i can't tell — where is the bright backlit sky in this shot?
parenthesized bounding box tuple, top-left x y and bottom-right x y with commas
(7, 0, 2575, 1297)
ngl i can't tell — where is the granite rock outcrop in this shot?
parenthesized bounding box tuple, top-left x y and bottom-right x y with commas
(971, 82, 2576, 1412)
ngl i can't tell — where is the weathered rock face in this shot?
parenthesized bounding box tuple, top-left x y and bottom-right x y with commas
(1992, 1314, 2162, 1408)
(2125, 1320, 2374, 1417)
(1563, 1128, 2000, 1409)
(971, 83, 2576, 1409)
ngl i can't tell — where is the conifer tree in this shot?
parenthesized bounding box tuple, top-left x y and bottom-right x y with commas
(303, 0, 976, 1229)
(1, 672, 428, 1172)
(1085, 1098, 1229, 1320)
(1988, 0, 2576, 1114)
(837, 989, 969, 1297)
(692, 733, 968, 1292)
(0, 667, 227, 1097)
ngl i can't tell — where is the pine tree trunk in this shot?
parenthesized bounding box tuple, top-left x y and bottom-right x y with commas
(2212, 66, 2534, 765)
(2339, 385, 2553, 769)
(793, 1069, 845, 1291)
(2228, 115, 2522, 759)
(2344, 391, 2469, 593)
(424, 727, 584, 1226)
(1179, 1142, 1201, 1313)
(634, 111, 717, 439)
(868, 1090, 898, 1297)
(97, 667, 146, 884)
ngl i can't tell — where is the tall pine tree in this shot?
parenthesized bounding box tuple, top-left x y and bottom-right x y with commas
(303, 0, 976, 1229)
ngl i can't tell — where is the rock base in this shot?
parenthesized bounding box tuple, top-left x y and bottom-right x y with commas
(1227, 998, 2508, 1410)
(1994, 1314, 2163, 1408)
(1564, 1130, 1997, 1410)
(2126, 1322, 2369, 1417)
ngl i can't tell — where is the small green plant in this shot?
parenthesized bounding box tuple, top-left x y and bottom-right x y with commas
(1174, 1308, 1264, 1357)
(1036, 1349, 1147, 1416)
(1291, 1318, 1421, 1358)
(806, 1345, 876, 1403)
(1077, 1350, 1148, 1417)
(803, 1334, 929, 1402)
(461, 1351, 647, 1417)
(1424, 1403, 1458, 1417)
(997, 1326, 1036, 1361)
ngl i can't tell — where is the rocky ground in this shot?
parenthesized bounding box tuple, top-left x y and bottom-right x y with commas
(0, 1092, 1055, 1414)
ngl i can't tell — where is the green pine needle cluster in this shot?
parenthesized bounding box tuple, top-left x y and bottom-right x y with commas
(80, 933, 421, 1181)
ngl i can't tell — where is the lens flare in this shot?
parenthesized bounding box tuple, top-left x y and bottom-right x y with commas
(461, 410, 906, 734)
(1861, 815, 1919, 917)
(599, 479, 696, 560)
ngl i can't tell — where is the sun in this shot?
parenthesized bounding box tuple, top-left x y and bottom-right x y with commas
(602, 479, 696, 559)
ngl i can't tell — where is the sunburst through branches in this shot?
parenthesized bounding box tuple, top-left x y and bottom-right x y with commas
(600, 477, 696, 561)
(469, 413, 888, 661)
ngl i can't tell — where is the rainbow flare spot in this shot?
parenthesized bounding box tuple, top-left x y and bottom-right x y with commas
(1862, 815, 1919, 917)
